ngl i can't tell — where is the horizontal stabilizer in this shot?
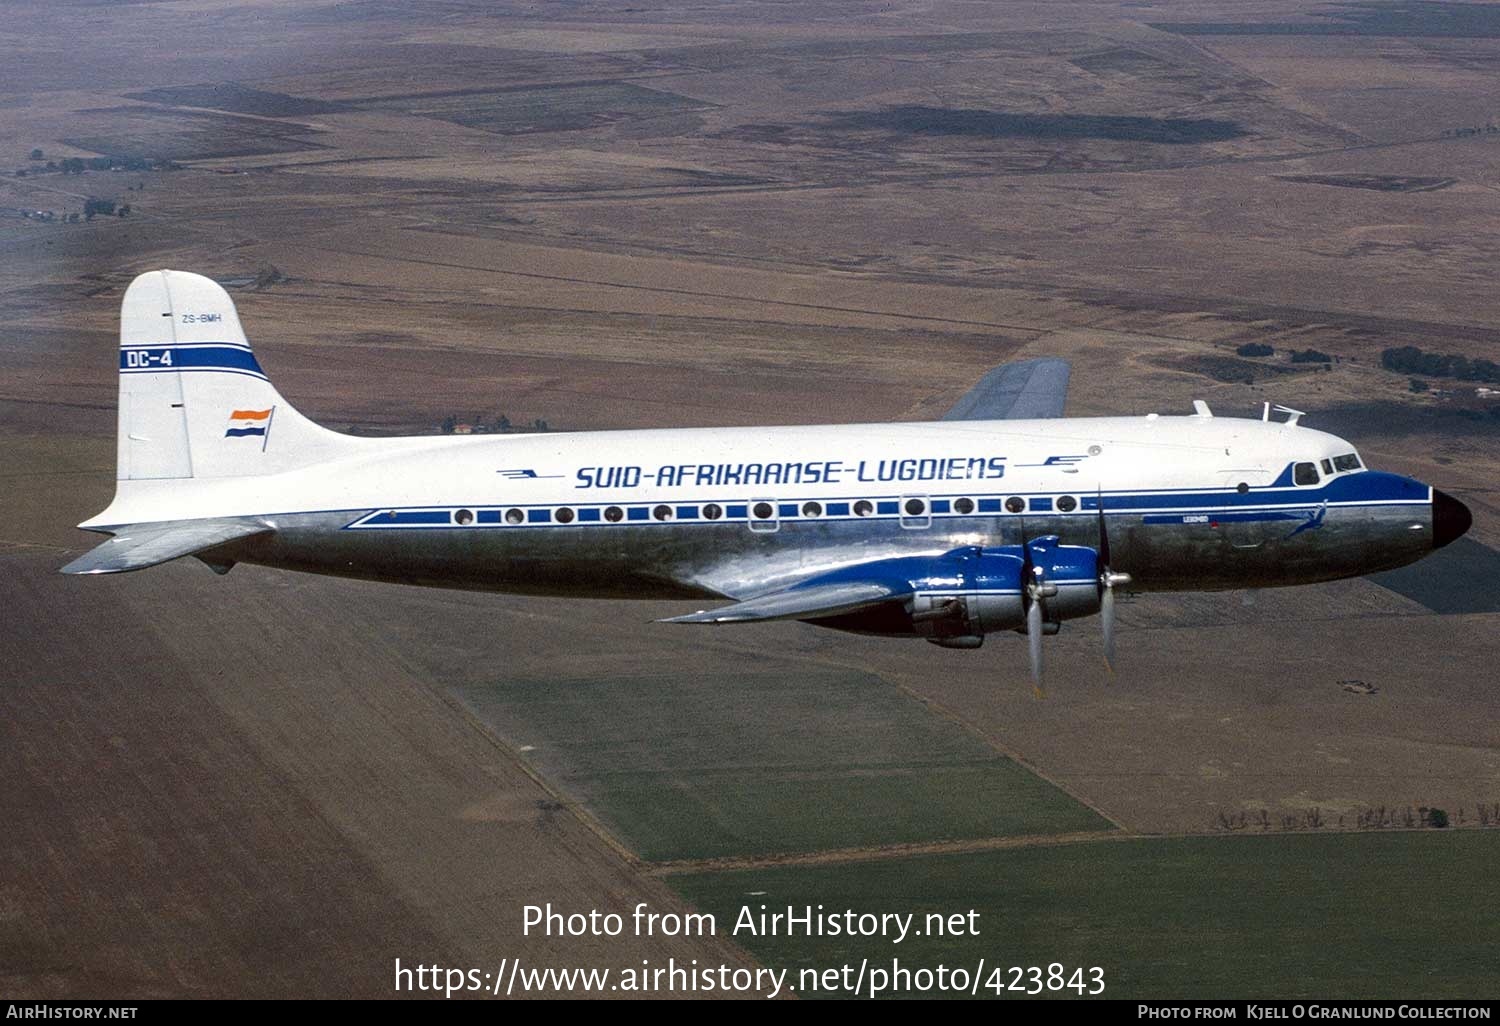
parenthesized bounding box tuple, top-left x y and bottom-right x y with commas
(659, 580, 897, 624)
(942, 357, 1070, 421)
(60, 519, 270, 575)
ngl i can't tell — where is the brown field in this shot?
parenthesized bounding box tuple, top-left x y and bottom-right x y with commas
(3, 0, 1498, 999)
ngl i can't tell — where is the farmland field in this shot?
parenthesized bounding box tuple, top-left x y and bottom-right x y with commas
(670, 830, 1500, 999)
(457, 670, 1112, 861)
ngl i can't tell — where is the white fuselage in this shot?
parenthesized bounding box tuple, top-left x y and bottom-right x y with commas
(84, 414, 1440, 606)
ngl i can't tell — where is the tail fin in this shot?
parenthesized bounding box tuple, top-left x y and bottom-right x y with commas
(116, 269, 353, 482)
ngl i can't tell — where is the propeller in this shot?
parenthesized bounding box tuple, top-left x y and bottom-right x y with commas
(1026, 578, 1044, 698)
(1018, 521, 1055, 700)
(1096, 487, 1132, 674)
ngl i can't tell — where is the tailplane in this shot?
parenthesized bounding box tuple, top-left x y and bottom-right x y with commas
(60, 519, 270, 575)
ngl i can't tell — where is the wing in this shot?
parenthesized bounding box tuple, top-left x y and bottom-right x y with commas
(941, 357, 1070, 421)
(60, 519, 270, 575)
(658, 581, 898, 624)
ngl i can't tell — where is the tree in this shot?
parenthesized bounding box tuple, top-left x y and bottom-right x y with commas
(1235, 342, 1274, 358)
(29, 148, 43, 161)
(1289, 348, 1332, 364)
(83, 197, 117, 220)
(1384, 345, 1500, 384)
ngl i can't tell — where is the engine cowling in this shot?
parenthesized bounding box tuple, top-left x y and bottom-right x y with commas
(907, 540, 1101, 646)
(909, 549, 1025, 642)
(1020, 535, 1102, 622)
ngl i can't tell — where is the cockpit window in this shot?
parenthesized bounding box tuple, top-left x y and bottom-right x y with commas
(1333, 453, 1362, 472)
(1321, 458, 1334, 475)
(1294, 462, 1320, 486)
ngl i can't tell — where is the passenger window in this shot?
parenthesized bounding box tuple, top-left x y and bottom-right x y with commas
(1333, 453, 1362, 472)
(1293, 462, 1320, 486)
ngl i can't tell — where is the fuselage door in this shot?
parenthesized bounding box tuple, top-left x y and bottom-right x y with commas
(1220, 470, 1269, 549)
(900, 495, 931, 529)
(749, 498, 779, 533)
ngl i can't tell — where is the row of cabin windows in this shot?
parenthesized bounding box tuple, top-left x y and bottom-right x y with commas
(452, 494, 1087, 526)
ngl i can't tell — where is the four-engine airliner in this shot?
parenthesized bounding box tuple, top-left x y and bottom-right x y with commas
(64, 270, 1472, 690)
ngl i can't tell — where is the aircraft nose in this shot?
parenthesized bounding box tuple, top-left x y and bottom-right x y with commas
(1432, 489, 1472, 549)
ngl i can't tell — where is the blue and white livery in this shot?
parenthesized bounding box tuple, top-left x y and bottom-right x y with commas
(65, 270, 1471, 691)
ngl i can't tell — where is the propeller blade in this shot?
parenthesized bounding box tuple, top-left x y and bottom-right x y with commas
(1096, 486, 1124, 676)
(1027, 597, 1044, 699)
(1101, 584, 1116, 674)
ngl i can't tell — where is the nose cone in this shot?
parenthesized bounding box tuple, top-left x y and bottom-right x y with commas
(1432, 489, 1472, 549)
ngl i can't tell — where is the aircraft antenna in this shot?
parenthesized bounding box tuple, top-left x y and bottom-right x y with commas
(1273, 405, 1305, 427)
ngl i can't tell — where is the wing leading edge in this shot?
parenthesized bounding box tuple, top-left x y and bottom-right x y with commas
(60, 520, 270, 575)
(941, 357, 1070, 421)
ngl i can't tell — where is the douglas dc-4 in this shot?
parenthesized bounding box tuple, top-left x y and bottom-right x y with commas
(65, 270, 1472, 692)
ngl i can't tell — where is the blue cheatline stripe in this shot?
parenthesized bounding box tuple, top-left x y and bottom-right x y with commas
(119, 344, 265, 377)
(340, 493, 1423, 532)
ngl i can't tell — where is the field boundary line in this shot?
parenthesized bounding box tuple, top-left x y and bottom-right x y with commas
(645, 829, 1129, 875)
(647, 823, 1500, 875)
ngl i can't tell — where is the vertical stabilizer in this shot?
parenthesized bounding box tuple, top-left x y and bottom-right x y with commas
(115, 269, 354, 482)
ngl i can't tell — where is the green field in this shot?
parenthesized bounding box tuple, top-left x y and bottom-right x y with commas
(668, 831, 1500, 999)
(457, 669, 1110, 861)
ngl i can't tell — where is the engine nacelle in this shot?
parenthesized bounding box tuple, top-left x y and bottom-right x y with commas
(1022, 536, 1102, 622)
(908, 549, 1025, 640)
(907, 540, 1101, 643)
(797, 542, 1103, 642)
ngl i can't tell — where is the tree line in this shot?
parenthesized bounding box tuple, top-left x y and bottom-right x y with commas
(1382, 345, 1500, 384)
(1234, 342, 1333, 364)
(440, 414, 551, 434)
